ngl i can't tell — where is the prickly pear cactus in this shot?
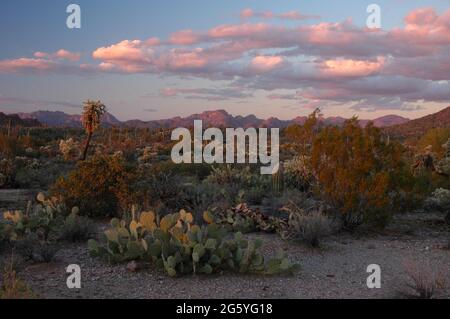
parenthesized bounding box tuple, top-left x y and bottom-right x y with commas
(88, 208, 297, 277)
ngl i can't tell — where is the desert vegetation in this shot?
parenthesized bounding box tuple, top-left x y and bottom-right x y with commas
(0, 103, 449, 299)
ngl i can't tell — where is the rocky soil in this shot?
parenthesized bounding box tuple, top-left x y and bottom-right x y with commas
(1, 212, 449, 299)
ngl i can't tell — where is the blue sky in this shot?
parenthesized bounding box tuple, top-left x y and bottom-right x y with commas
(1, 0, 449, 120)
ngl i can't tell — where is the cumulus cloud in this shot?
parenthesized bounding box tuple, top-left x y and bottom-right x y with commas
(250, 56, 285, 72)
(1, 7, 450, 111)
(320, 57, 386, 77)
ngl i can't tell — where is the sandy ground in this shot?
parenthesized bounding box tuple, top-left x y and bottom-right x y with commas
(2, 212, 450, 299)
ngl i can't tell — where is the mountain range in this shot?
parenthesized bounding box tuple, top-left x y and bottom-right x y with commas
(3, 109, 411, 129)
(0, 112, 41, 127)
(385, 106, 450, 139)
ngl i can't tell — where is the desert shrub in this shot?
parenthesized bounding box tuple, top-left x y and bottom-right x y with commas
(15, 233, 60, 263)
(0, 223, 9, 252)
(418, 128, 450, 159)
(144, 160, 212, 180)
(58, 209, 96, 242)
(51, 154, 136, 217)
(0, 259, 35, 299)
(281, 203, 334, 247)
(240, 185, 268, 205)
(425, 188, 450, 212)
(181, 182, 231, 223)
(205, 165, 272, 205)
(14, 158, 73, 189)
(88, 210, 297, 277)
(0, 135, 24, 158)
(0, 158, 15, 188)
(132, 168, 186, 210)
(311, 120, 404, 229)
(425, 188, 450, 223)
(402, 260, 448, 299)
(206, 165, 253, 186)
(262, 189, 316, 216)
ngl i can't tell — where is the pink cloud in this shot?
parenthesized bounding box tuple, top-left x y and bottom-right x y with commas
(240, 8, 254, 19)
(0, 58, 57, 72)
(162, 48, 208, 69)
(169, 30, 201, 45)
(279, 11, 303, 20)
(208, 23, 270, 38)
(54, 49, 81, 61)
(145, 37, 161, 46)
(33, 49, 81, 61)
(1, 7, 450, 111)
(404, 7, 438, 26)
(320, 57, 386, 77)
(250, 56, 284, 72)
(92, 40, 149, 62)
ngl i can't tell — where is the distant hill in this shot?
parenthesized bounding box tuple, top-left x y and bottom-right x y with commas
(0, 112, 41, 127)
(4, 109, 411, 129)
(385, 106, 450, 139)
(360, 115, 410, 128)
(16, 110, 121, 128)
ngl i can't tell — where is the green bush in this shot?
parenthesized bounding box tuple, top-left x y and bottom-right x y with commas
(58, 209, 96, 242)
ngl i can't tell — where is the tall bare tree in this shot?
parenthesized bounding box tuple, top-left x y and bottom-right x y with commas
(81, 100, 106, 161)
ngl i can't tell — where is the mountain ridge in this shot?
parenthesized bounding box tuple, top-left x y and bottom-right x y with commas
(0, 112, 41, 127)
(385, 106, 450, 139)
(3, 109, 412, 129)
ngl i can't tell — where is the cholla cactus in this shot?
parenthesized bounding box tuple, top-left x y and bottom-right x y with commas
(59, 138, 81, 160)
(283, 155, 314, 191)
(435, 139, 450, 176)
(425, 188, 450, 223)
(81, 100, 106, 161)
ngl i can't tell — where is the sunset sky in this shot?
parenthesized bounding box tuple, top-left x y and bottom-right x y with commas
(1, 0, 450, 121)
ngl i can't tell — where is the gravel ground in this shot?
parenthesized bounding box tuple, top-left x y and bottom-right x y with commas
(2, 212, 450, 299)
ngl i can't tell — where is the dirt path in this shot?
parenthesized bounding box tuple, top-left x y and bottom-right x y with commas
(5, 213, 450, 299)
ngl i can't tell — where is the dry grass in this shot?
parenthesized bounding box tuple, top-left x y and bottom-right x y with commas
(401, 259, 449, 299)
(281, 203, 334, 247)
(0, 254, 35, 299)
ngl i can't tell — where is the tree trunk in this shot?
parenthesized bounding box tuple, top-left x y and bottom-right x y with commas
(81, 131, 92, 161)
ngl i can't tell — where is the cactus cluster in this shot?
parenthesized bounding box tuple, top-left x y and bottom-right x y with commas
(88, 209, 296, 277)
(59, 138, 81, 161)
(207, 207, 255, 233)
(88, 212, 151, 263)
(213, 203, 287, 234)
(1, 193, 75, 242)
